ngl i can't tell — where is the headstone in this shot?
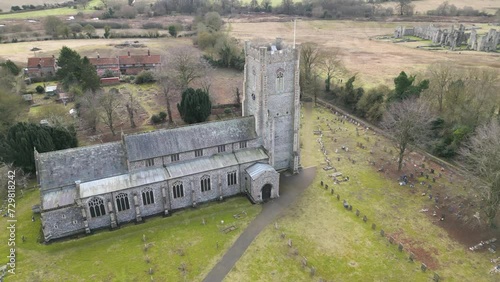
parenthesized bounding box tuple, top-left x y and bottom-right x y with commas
(433, 273, 440, 282)
(288, 239, 293, 247)
(363, 215, 368, 222)
(320, 180, 324, 186)
(372, 223, 376, 230)
(409, 252, 415, 261)
(398, 243, 404, 252)
(331, 188, 334, 194)
(280, 232, 286, 239)
(348, 205, 353, 211)
(389, 236, 394, 244)
(337, 194, 340, 200)
(310, 267, 316, 277)
(202, 218, 206, 225)
(430, 169, 435, 174)
(380, 229, 385, 237)
(356, 209, 360, 217)
(275, 222, 279, 230)
(301, 256, 307, 267)
(432, 177, 436, 183)
(426, 174, 429, 179)
(421, 263, 427, 272)
(325, 184, 328, 190)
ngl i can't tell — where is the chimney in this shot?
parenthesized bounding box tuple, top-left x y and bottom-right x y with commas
(97, 53, 100, 59)
(128, 51, 130, 57)
(148, 49, 150, 56)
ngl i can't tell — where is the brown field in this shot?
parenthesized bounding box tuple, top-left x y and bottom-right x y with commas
(228, 19, 500, 87)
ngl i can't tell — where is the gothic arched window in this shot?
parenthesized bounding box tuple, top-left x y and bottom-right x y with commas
(116, 193, 130, 212)
(88, 197, 106, 218)
(200, 175, 211, 192)
(276, 70, 284, 92)
(173, 181, 184, 199)
(142, 188, 155, 205)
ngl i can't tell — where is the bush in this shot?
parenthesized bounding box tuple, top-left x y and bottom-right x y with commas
(143, 22, 163, 29)
(77, 22, 130, 29)
(35, 85, 45, 94)
(135, 71, 155, 84)
(158, 111, 167, 121)
(151, 114, 161, 124)
(168, 25, 177, 37)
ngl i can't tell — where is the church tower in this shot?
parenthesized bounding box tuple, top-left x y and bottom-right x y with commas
(243, 38, 300, 173)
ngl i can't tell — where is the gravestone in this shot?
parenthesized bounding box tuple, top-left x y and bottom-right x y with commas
(288, 239, 293, 247)
(409, 252, 415, 261)
(325, 184, 328, 190)
(372, 223, 376, 230)
(310, 267, 316, 277)
(281, 232, 286, 239)
(389, 236, 395, 244)
(398, 243, 404, 252)
(356, 209, 360, 217)
(421, 263, 427, 272)
(337, 194, 340, 201)
(380, 229, 385, 237)
(433, 273, 440, 282)
(363, 215, 368, 222)
(331, 188, 334, 194)
(275, 222, 279, 230)
(320, 180, 324, 186)
(302, 256, 308, 267)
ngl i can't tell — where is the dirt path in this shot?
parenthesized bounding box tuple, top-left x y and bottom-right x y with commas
(202, 167, 317, 282)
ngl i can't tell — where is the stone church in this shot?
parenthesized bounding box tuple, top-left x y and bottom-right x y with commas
(35, 39, 301, 242)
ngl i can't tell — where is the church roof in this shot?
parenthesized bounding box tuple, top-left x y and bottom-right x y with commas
(42, 187, 77, 210)
(79, 167, 169, 198)
(246, 163, 277, 180)
(124, 116, 257, 162)
(37, 142, 128, 191)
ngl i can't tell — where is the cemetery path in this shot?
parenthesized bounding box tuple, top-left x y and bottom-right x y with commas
(202, 167, 317, 282)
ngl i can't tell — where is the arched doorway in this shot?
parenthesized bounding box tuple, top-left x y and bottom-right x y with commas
(261, 184, 272, 202)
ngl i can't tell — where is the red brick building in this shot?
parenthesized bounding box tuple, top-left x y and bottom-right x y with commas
(26, 56, 57, 78)
(118, 50, 161, 75)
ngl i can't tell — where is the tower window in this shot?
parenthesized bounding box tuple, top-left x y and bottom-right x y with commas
(171, 153, 180, 162)
(145, 158, 154, 167)
(276, 70, 284, 92)
(239, 141, 247, 149)
(218, 145, 226, 153)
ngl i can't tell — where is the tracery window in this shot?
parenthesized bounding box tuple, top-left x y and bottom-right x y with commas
(142, 188, 155, 205)
(201, 175, 211, 192)
(116, 193, 130, 212)
(88, 197, 106, 218)
(173, 181, 184, 198)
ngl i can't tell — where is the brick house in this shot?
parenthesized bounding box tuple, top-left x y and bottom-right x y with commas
(88, 56, 120, 77)
(26, 56, 57, 78)
(118, 50, 161, 75)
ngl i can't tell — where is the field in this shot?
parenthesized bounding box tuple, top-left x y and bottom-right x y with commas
(0, 187, 261, 281)
(384, 0, 500, 15)
(228, 19, 500, 87)
(224, 102, 499, 281)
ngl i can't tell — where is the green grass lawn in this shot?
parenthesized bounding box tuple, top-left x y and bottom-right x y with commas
(225, 104, 495, 281)
(0, 0, 102, 20)
(0, 188, 261, 281)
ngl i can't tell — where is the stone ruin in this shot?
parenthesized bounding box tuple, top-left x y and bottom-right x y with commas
(394, 24, 499, 52)
(469, 28, 500, 51)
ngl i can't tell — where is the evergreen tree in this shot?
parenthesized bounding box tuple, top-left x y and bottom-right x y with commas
(57, 47, 100, 92)
(0, 123, 77, 173)
(388, 71, 429, 102)
(177, 88, 212, 124)
(80, 57, 101, 92)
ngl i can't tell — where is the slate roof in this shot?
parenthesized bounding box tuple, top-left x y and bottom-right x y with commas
(27, 57, 55, 68)
(124, 116, 257, 162)
(79, 167, 169, 198)
(42, 187, 77, 210)
(118, 54, 161, 65)
(37, 142, 128, 191)
(246, 163, 276, 180)
(88, 57, 119, 66)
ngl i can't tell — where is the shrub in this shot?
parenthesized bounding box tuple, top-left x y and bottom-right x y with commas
(135, 71, 154, 84)
(151, 114, 161, 124)
(158, 112, 167, 121)
(35, 85, 45, 94)
(168, 25, 177, 37)
(143, 22, 163, 29)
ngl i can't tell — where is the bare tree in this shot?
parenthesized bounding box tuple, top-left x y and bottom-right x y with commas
(99, 88, 120, 136)
(125, 92, 138, 128)
(168, 47, 210, 90)
(381, 98, 435, 171)
(319, 49, 343, 92)
(78, 90, 101, 134)
(300, 42, 322, 98)
(396, 0, 414, 16)
(460, 119, 500, 226)
(426, 62, 454, 113)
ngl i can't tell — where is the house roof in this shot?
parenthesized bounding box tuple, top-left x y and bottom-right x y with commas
(88, 57, 119, 66)
(27, 57, 55, 68)
(166, 153, 239, 179)
(124, 116, 257, 162)
(118, 54, 161, 65)
(46, 86, 57, 92)
(42, 187, 77, 210)
(37, 142, 128, 191)
(246, 163, 277, 180)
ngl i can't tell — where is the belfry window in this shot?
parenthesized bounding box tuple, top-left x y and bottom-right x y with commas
(276, 70, 284, 92)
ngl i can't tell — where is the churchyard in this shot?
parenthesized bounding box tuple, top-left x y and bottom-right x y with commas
(225, 102, 499, 281)
(0, 186, 261, 281)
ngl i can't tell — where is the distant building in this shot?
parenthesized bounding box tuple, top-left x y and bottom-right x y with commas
(26, 56, 57, 78)
(45, 85, 58, 96)
(118, 50, 161, 75)
(88, 56, 120, 77)
(36, 39, 300, 242)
